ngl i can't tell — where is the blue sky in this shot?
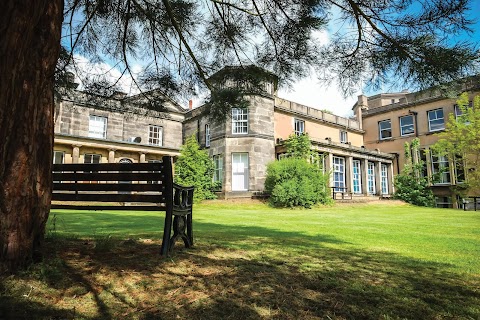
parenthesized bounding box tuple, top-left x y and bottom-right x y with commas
(280, 0, 480, 117)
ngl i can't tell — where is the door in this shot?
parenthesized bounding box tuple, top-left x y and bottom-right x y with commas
(232, 153, 248, 191)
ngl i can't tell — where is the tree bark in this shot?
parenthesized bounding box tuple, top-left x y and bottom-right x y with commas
(0, 1, 63, 272)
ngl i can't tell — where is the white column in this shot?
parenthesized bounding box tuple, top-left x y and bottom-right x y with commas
(108, 149, 116, 163)
(139, 152, 146, 163)
(72, 145, 81, 163)
(375, 161, 382, 195)
(362, 159, 369, 196)
(388, 163, 395, 195)
(325, 153, 334, 188)
(345, 156, 354, 193)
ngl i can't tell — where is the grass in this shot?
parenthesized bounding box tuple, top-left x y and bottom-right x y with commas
(1, 200, 479, 319)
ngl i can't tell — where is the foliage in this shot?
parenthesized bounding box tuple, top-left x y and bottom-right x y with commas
(174, 135, 216, 201)
(265, 157, 332, 208)
(62, 0, 479, 106)
(284, 133, 313, 160)
(432, 93, 480, 195)
(394, 138, 436, 207)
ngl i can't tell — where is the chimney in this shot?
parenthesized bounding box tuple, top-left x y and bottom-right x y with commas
(353, 94, 369, 129)
(189, 99, 193, 110)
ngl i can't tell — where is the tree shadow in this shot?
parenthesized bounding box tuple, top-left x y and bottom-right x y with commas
(1, 213, 479, 319)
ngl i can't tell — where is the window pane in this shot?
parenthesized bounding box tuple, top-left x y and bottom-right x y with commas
(88, 115, 107, 139)
(149, 125, 163, 146)
(400, 115, 414, 136)
(428, 109, 444, 131)
(379, 120, 392, 140)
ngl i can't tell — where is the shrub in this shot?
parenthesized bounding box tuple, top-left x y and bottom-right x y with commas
(174, 135, 217, 202)
(265, 157, 332, 208)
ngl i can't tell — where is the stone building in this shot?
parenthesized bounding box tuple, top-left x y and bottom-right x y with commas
(183, 68, 395, 198)
(53, 67, 397, 200)
(53, 89, 185, 166)
(353, 79, 480, 208)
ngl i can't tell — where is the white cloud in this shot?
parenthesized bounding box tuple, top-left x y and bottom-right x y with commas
(278, 74, 360, 118)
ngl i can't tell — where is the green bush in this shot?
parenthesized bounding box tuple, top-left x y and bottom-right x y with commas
(175, 135, 217, 202)
(265, 157, 332, 208)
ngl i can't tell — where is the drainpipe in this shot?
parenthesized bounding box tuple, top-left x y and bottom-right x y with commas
(408, 110, 418, 137)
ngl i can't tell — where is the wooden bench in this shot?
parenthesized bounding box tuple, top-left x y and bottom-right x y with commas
(331, 187, 353, 200)
(51, 156, 194, 256)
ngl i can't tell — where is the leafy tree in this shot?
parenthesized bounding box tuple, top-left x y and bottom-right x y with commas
(432, 92, 480, 195)
(394, 138, 436, 207)
(284, 133, 313, 160)
(174, 135, 217, 202)
(1, 0, 478, 271)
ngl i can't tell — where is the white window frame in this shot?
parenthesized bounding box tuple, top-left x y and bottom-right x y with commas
(53, 151, 64, 164)
(352, 160, 362, 194)
(381, 164, 388, 195)
(333, 156, 345, 192)
(213, 154, 223, 184)
(399, 115, 414, 136)
(205, 124, 211, 147)
(431, 153, 451, 184)
(294, 118, 305, 136)
(367, 162, 376, 194)
(84, 154, 101, 164)
(148, 125, 163, 146)
(232, 108, 248, 134)
(340, 130, 348, 143)
(427, 109, 445, 132)
(88, 115, 107, 139)
(378, 120, 392, 140)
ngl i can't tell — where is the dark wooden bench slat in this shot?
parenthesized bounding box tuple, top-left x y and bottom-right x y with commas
(51, 204, 167, 211)
(52, 193, 165, 203)
(51, 156, 194, 257)
(53, 162, 164, 171)
(52, 182, 165, 192)
(52, 172, 164, 182)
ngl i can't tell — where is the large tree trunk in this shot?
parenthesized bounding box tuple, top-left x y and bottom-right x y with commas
(0, 1, 63, 272)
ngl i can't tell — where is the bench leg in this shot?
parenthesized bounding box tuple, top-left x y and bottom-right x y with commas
(169, 215, 192, 252)
(161, 211, 173, 256)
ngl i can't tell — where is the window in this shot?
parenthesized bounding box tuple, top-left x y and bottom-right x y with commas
(454, 155, 465, 183)
(213, 155, 223, 185)
(232, 108, 248, 134)
(431, 153, 450, 184)
(148, 159, 162, 184)
(333, 156, 345, 192)
(149, 125, 163, 146)
(294, 119, 305, 136)
(340, 130, 348, 143)
(367, 162, 376, 194)
(454, 102, 472, 124)
(88, 115, 107, 139)
(53, 151, 64, 164)
(310, 152, 325, 172)
(352, 160, 362, 194)
(399, 115, 414, 136)
(205, 124, 211, 147)
(381, 164, 388, 195)
(84, 154, 101, 164)
(419, 149, 428, 178)
(378, 120, 392, 140)
(427, 109, 445, 132)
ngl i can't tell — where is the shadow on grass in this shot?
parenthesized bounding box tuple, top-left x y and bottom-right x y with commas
(0, 212, 478, 319)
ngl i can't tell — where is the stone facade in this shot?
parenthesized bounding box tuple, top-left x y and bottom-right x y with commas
(354, 81, 480, 208)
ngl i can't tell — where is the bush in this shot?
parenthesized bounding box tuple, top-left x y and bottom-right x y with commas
(265, 157, 332, 208)
(175, 135, 217, 202)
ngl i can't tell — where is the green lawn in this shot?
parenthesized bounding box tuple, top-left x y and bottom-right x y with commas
(2, 201, 479, 319)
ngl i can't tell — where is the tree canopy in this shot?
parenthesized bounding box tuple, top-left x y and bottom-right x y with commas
(62, 0, 479, 105)
(432, 92, 480, 196)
